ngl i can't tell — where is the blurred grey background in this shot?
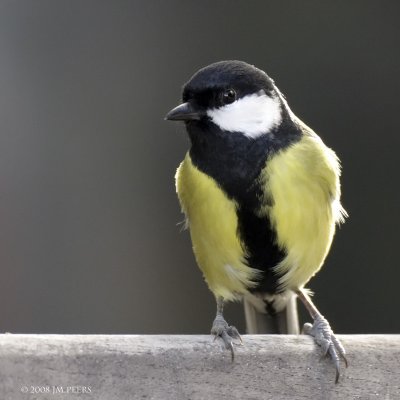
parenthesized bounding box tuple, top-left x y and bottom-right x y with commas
(0, 0, 399, 334)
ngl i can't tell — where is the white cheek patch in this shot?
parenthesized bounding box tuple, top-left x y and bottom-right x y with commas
(207, 91, 282, 138)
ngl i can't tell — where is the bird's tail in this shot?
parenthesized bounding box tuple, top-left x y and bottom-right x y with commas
(243, 291, 299, 334)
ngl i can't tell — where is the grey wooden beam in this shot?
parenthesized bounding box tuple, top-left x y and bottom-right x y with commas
(0, 334, 399, 399)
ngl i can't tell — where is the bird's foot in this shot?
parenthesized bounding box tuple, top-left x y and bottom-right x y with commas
(303, 314, 348, 383)
(211, 314, 242, 361)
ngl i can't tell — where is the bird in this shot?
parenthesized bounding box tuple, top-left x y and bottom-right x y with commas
(165, 60, 348, 382)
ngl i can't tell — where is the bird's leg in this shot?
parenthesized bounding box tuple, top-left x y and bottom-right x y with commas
(211, 297, 242, 361)
(296, 288, 348, 383)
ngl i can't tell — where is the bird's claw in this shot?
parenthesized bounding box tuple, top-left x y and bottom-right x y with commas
(211, 316, 242, 361)
(303, 315, 347, 383)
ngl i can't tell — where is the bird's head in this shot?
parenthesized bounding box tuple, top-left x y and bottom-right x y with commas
(166, 60, 286, 139)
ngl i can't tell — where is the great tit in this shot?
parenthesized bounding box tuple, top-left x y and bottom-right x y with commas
(166, 60, 347, 382)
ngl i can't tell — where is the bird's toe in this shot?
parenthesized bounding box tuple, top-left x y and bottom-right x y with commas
(303, 314, 347, 383)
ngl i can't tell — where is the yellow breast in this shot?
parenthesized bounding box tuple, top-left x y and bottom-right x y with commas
(175, 154, 260, 300)
(262, 132, 346, 290)
(175, 131, 346, 298)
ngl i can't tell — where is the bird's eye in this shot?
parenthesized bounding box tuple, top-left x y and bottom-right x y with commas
(222, 89, 237, 105)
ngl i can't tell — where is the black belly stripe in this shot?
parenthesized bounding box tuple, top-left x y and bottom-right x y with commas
(236, 206, 286, 293)
(187, 115, 302, 294)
